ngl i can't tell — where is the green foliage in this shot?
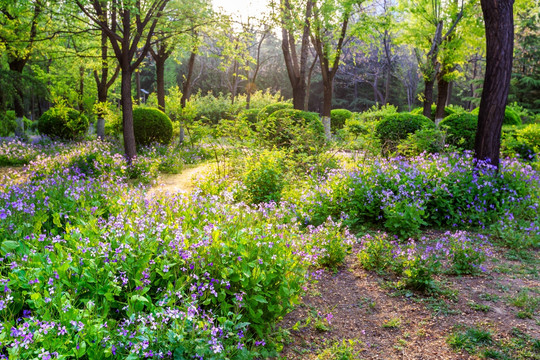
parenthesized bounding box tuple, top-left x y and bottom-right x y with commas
(375, 112, 434, 154)
(397, 127, 448, 156)
(0, 110, 17, 137)
(38, 105, 89, 140)
(448, 326, 493, 353)
(356, 104, 398, 123)
(440, 112, 478, 150)
(502, 124, 540, 161)
(237, 108, 261, 130)
(330, 109, 353, 132)
(411, 104, 458, 120)
(470, 107, 523, 125)
(259, 109, 325, 153)
(132, 107, 173, 146)
(307, 218, 354, 271)
(317, 339, 362, 360)
(257, 102, 293, 121)
(446, 232, 491, 275)
(357, 233, 398, 273)
(94, 102, 122, 138)
(244, 150, 285, 204)
(509, 288, 539, 319)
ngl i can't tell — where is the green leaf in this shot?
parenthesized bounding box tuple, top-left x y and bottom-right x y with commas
(253, 295, 267, 303)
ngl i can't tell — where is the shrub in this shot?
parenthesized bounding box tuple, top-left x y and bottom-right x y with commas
(330, 109, 353, 132)
(257, 102, 293, 121)
(238, 108, 261, 130)
(259, 108, 325, 153)
(440, 112, 478, 150)
(191, 91, 239, 124)
(0, 110, 17, 136)
(502, 124, 540, 161)
(470, 107, 522, 125)
(133, 107, 173, 146)
(357, 233, 398, 273)
(411, 104, 460, 120)
(445, 231, 491, 275)
(356, 104, 398, 123)
(38, 106, 89, 140)
(397, 127, 448, 156)
(244, 150, 285, 203)
(375, 112, 434, 154)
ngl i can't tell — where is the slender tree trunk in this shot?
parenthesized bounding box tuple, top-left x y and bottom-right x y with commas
(474, 0, 514, 169)
(135, 70, 141, 105)
(156, 57, 166, 111)
(121, 67, 137, 161)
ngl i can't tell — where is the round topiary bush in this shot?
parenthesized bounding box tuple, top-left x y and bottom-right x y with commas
(133, 107, 173, 146)
(470, 107, 522, 126)
(257, 102, 293, 121)
(375, 113, 434, 154)
(330, 109, 353, 132)
(259, 108, 324, 153)
(439, 113, 478, 150)
(38, 106, 89, 140)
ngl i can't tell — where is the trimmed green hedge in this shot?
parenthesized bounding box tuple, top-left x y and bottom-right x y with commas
(375, 113, 434, 154)
(133, 107, 173, 146)
(257, 102, 293, 121)
(440, 113, 478, 150)
(38, 106, 89, 140)
(470, 107, 522, 126)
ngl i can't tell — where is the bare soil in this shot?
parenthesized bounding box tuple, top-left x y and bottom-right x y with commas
(146, 163, 211, 198)
(278, 244, 539, 359)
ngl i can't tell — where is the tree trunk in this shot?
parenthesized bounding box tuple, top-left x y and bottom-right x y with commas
(121, 68, 137, 161)
(135, 70, 141, 105)
(156, 56, 166, 111)
(435, 74, 450, 124)
(474, 0, 514, 169)
(423, 79, 435, 119)
(321, 79, 333, 139)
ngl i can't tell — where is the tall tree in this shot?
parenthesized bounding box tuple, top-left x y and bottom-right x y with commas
(474, 0, 514, 169)
(279, 0, 313, 110)
(310, 0, 355, 138)
(0, 0, 45, 120)
(74, 0, 170, 161)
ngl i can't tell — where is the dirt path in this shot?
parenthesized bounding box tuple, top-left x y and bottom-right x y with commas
(278, 245, 540, 360)
(146, 163, 212, 198)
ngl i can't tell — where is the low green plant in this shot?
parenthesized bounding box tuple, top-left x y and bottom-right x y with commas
(0, 110, 17, 136)
(259, 109, 325, 154)
(244, 149, 286, 203)
(257, 102, 293, 121)
(38, 104, 89, 140)
(133, 107, 173, 146)
(448, 326, 493, 353)
(440, 112, 478, 150)
(397, 127, 448, 156)
(446, 231, 491, 275)
(357, 232, 398, 273)
(468, 301, 491, 312)
(375, 112, 434, 154)
(330, 109, 353, 132)
(316, 339, 362, 360)
(509, 288, 539, 319)
(400, 241, 441, 291)
(382, 317, 402, 328)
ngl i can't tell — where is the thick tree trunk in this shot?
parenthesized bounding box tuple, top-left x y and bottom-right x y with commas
(135, 70, 141, 105)
(474, 0, 515, 169)
(156, 57, 166, 111)
(121, 68, 137, 161)
(423, 79, 435, 119)
(435, 75, 450, 124)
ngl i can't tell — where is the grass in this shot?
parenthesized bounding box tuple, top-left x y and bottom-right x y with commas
(508, 288, 539, 319)
(316, 339, 363, 360)
(382, 317, 402, 329)
(448, 325, 540, 360)
(468, 300, 491, 312)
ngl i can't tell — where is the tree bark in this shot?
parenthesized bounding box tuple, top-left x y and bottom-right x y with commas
(474, 0, 515, 169)
(121, 67, 137, 161)
(155, 56, 166, 111)
(435, 70, 451, 124)
(281, 0, 312, 110)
